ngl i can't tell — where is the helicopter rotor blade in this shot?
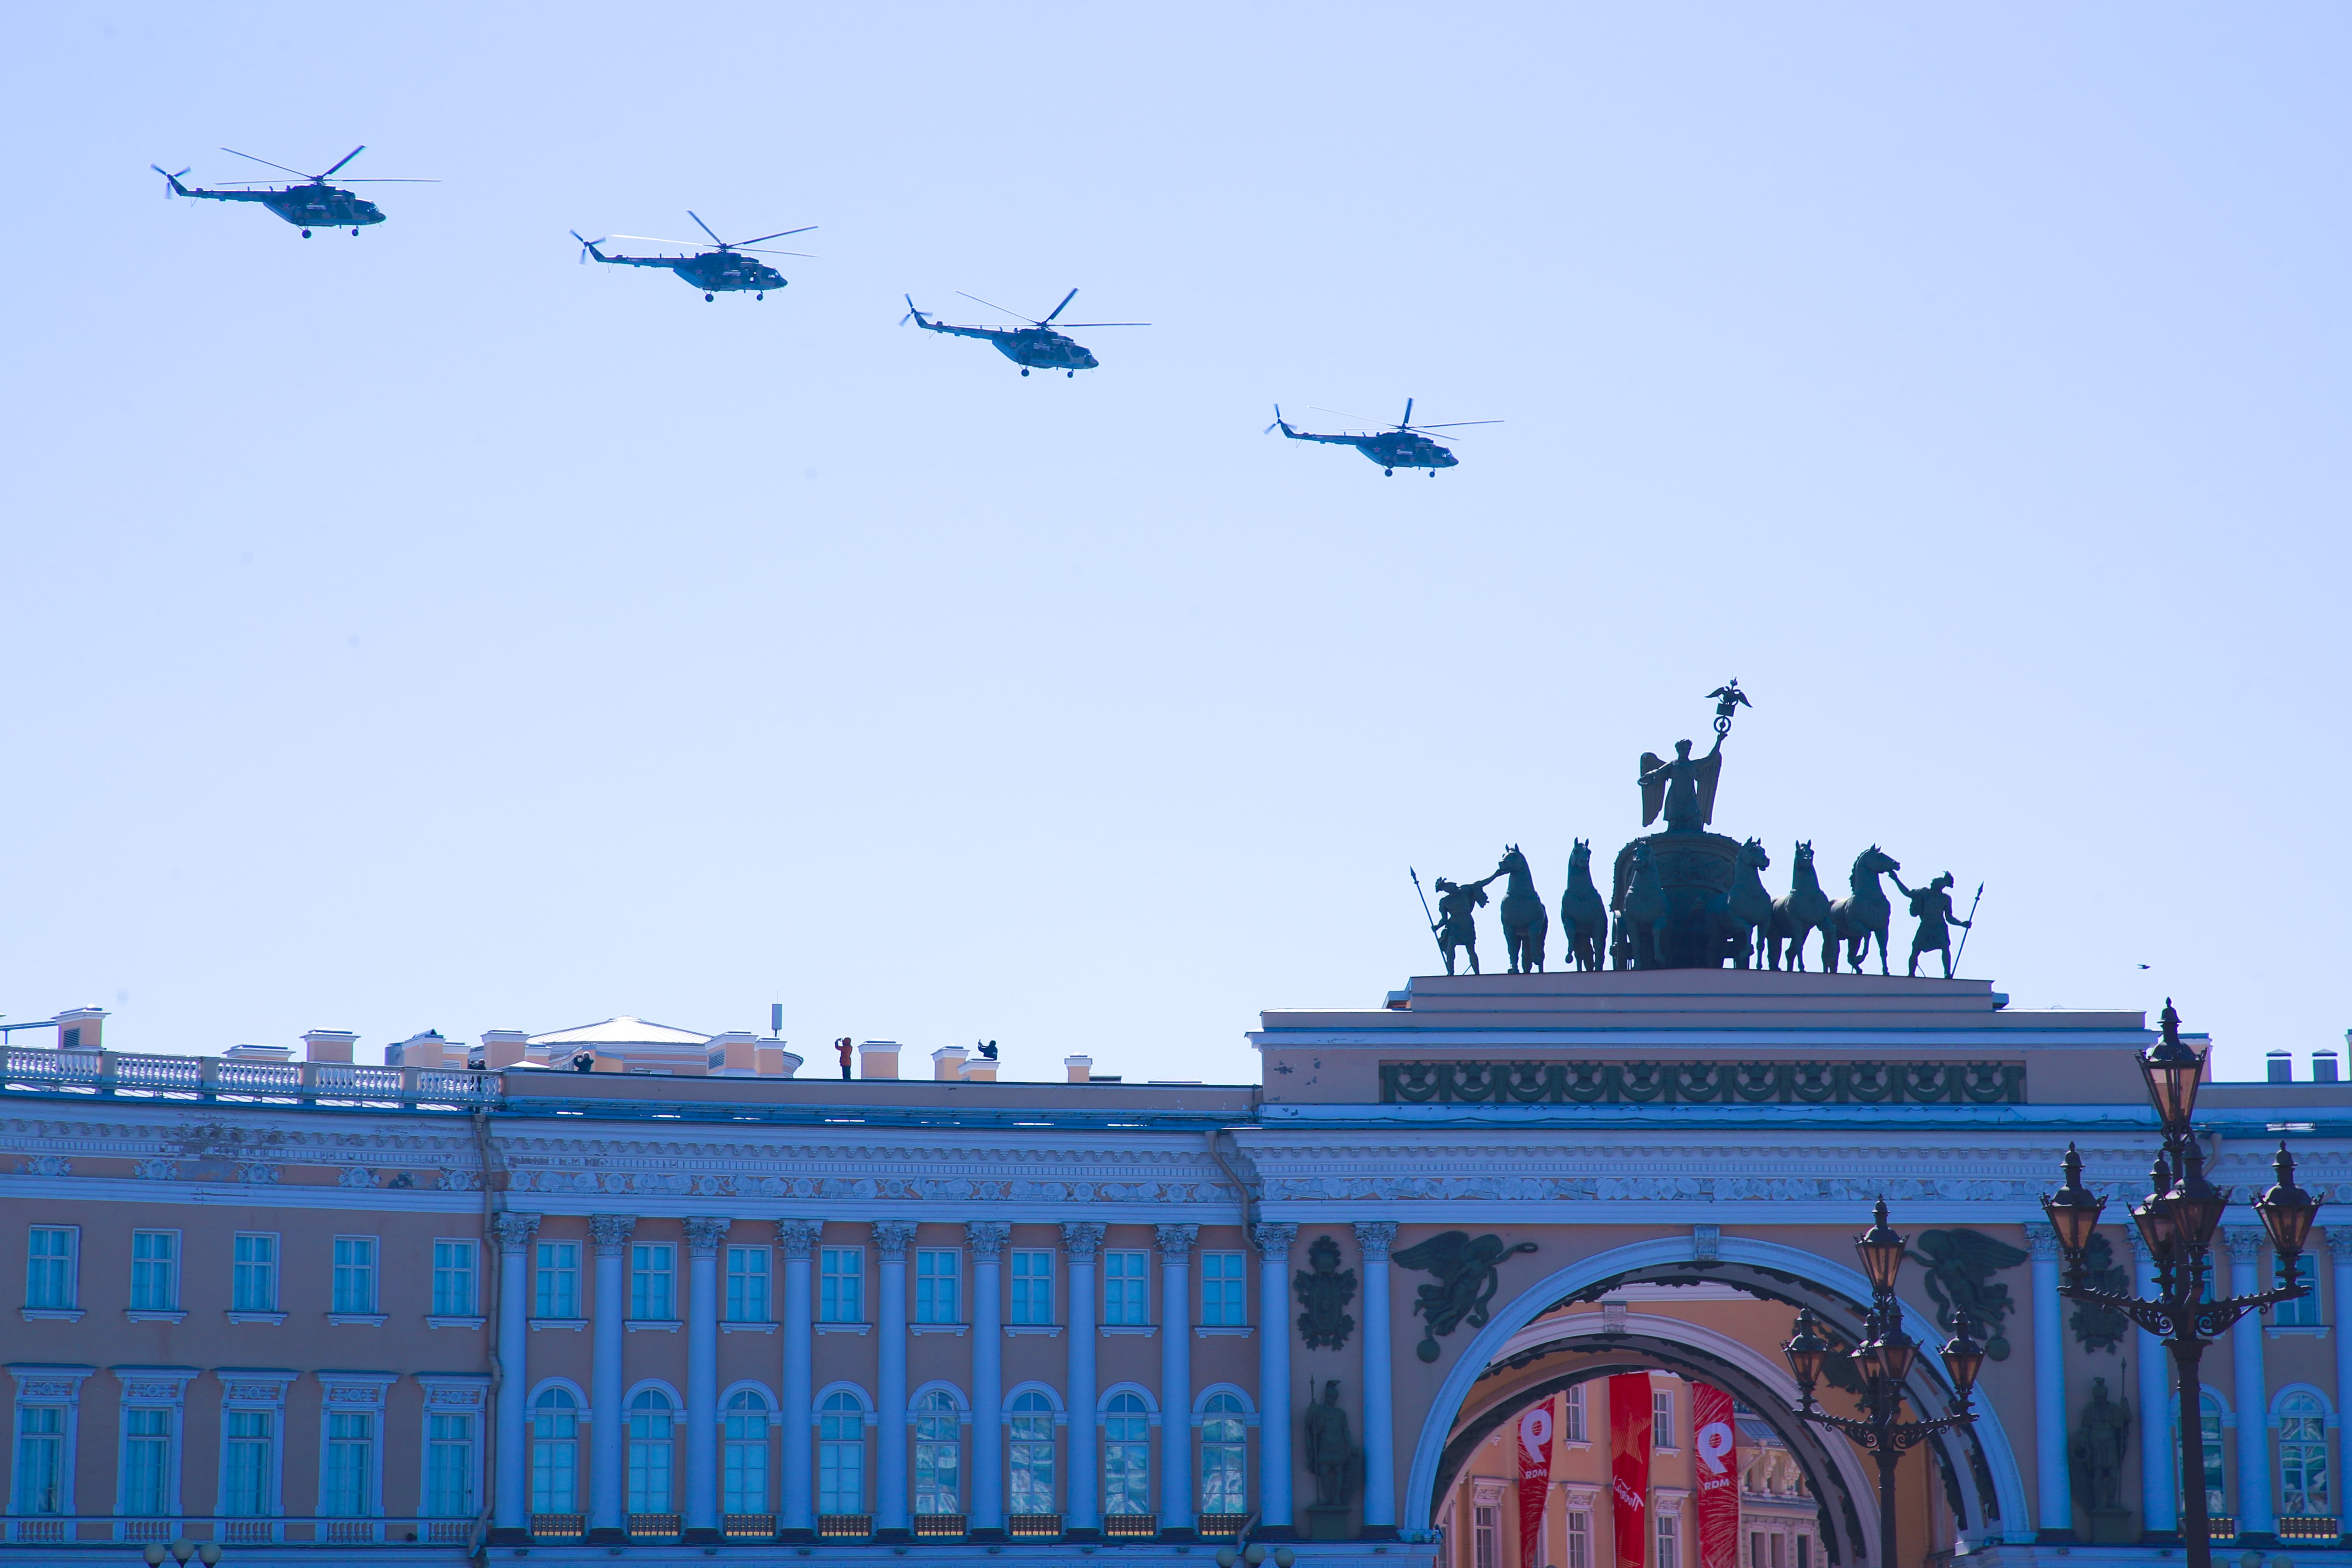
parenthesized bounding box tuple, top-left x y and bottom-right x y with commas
(1407, 420, 1504, 430)
(955, 291, 1036, 324)
(731, 246, 813, 258)
(686, 210, 726, 247)
(608, 236, 704, 248)
(333, 178, 440, 183)
(1264, 403, 1287, 435)
(1040, 287, 1080, 324)
(318, 145, 367, 180)
(570, 230, 605, 264)
(220, 147, 316, 180)
(734, 226, 817, 246)
(1400, 398, 1414, 429)
(1052, 322, 1148, 329)
(1307, 405, 1374, 427)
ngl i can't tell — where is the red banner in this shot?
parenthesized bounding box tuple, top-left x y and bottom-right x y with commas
(1608, 1374, 1652, 1568)
(1694, 1383, 1739, 1568)
(1517, 1400, 1554, 1568)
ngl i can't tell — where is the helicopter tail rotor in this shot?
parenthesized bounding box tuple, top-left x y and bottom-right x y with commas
(151, 165, 192, 197)
(900, 294, 926, 326)
(570, 230, 606, 264)
(1264, 404, 1288, 436)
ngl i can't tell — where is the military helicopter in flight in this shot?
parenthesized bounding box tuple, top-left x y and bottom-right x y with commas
(1263, 400, 1501, 476)
(569, 213, 815, 302)
(900, 289, 1146, 377)
(149, 147, 435, 237)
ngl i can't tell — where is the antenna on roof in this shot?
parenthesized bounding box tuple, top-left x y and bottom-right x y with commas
(770, 1002, 783, 1037)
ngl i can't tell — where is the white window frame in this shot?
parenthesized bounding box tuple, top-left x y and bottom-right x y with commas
(130, 1229, 182, 1316)
(1652, 1387, 1677, 1450)
(1010, 1250, 1056, 1326)
(8, 1365, 91, 1527)
(1562, 1383, 1588, 1444)
(624, 1381, 680, 1514)
(1656, 1510, 1682, 1568)
(215, 1372, 293, 1535)
(726, 1246, 772, 1323)
(1199, 1251, 1246, 1327)
(820, 1248, 864, 1324)
(113, 1368, 196, 1530)
(24, 1226, 79, 1316)
(815, 1384, 871, 1516)
(314, 1374, 395, 1529)
(416, 1376, 489, 1519)
(1564, 1505, 1593, 1568)
(915, 1249, 961, 1325)
(1471, 1501, 1501, 1568)
(431, 1239, 479, 1319)
(2275, 1258, 2325, 1327)
(720, 1383, 774, 1515)
(528, 1379, 585, 1515)
(231, 1232, 280, 1317)
(535, 1240, 581, 1320)
(1104, 1251, 1150, 1327)
(1006, 1385, 1062, 1514)
(630, 1243, 677, 1321)
(330, 1236, 380, 1319)
(911, 1386, 965, 1516)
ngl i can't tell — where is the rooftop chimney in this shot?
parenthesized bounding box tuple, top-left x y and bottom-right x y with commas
(481, 1030, 529, 1070)
(859, 1041, 900, 1080)
(387, 1031, 450, 1069)
(932, 1045, 969, 1082)
(708, 1031, 762, 1077)
(2268, 1049, 2294, 1084)
(1065, 1054, 1093, 1084)
(303, 1029, 357, 1064)
(54, 1008, 105, 1051)
(2314, 1049, 2341, 1085)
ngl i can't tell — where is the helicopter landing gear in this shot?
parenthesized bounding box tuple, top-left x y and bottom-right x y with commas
(1066, 370, 1075, 378)
(300, 229, 312, 238)
(705, 293, 716, 302)
(1021, 368, 1030, 377)
(1384, 468, 1395, 476)
(756, 292, 764, 301)
(1429, 470, 1437, 478)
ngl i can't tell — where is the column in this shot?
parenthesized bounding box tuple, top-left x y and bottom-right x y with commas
(490, 1212, 541, 1541)
(2127, 1229, 2176, 1537)
(2024, 1223, 2071, 1541)
(874, 1220, 918, 1536)
(1253, 1224, 1299, 1537)
(588, 1213, 637, 1541)
(1064, 1223, 1105, 1534)
(1157, 1224, 1199, 1530)
(968, 1222, 1011, 1536)
(1356, 1222, 1399, 1533)
(776, 1220, 823, 1539)
(2225, 1227, 2275, 1539)
(2330, 1228, 2352, 1541)
(683, 1217, 730, 1541)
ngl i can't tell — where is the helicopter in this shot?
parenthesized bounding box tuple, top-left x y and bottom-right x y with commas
(570, 213, 815, 302)
(901, 289, 1146, 377)
(1264, 400, 1500, 476)
(149, 147, 435, 237)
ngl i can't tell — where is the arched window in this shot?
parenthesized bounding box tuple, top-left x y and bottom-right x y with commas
(530, 1388, 579, 1514)
(2280, 1392, 2329, 1515)
(1200, 1393, 1247, 1517)
(723, 1390, 770, 1515)
(1104, 1393, 1151, 1517)
(1009, 1391, 1056, 1515)
(818, 1392, 866, 1517)
(627, 1389, 675, 1514)
(914, 1391, 962, 1515)
(2199, 1392, 2227, 1513)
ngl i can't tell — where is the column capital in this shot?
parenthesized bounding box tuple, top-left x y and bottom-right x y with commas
(775, 1219, 824, 1260)
(488, 1211, 542, 1254)
(1062, 1221, 1106, 1262)
(965, 1221, 1012, 1262)
(589, 1213, 638, 1255)
(2125, 1226, 2154, 1265)
(2222, 1225, 2267, 1261)
(1354, 1222, 1399, 1262)
(873, 1220, 919, 1260)
(2323, 1224, 2352, 1263)
(683, 1217, 733, 1257)
(2023, 1222, 2061, 1261)
(1155, 1223, 1199, 1262)
(1252, 1223, 1299, 1261)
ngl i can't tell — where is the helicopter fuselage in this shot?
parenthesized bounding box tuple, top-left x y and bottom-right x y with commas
(182, 181, 384, 230)
(1353, 431, 1457, 470)
(583, 244, 785, 296)
(909, 314, 1100, 372)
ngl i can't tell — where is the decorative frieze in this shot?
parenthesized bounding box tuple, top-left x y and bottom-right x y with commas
(1379, 1059, 2026, 1106)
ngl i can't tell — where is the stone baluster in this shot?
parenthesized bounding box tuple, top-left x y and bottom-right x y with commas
(1253, 1224, 1299, 1536)
(873, 1220, 919, 1537)
(1063, 1222, 1105, 1534)
(1356, 1222, 1399, 1534)
(775, 1220, 823, 1539)
(588, 1213, 638, 1541)
(968, 1221, 1011, 1536)
(489, 1211, 541, 1541)
(1157, 1223, 1199, 1530)
(683, 1217, 732, 1541)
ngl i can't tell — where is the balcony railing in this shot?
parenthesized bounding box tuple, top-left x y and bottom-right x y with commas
(4, 1516, 479, 1545)
(1008, 1513, 1064, 1539)
(2202, 1515, 2238, 1542)
(818, 1514, 873, 1539)
(1104, 1512, 1159, 1539)
(626, 1513, 682, 1541)
(2278, 1516, 2339, 1542)
(529, 1513, 585, 1541)
(723, 1513, 777, 1540)
(1200, 1513, 1251, 1537)
(913, 1513, 968, 1538)
(1, 1045, 500, 1111)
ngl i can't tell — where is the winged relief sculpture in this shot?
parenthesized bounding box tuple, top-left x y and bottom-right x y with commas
(1392, 1231, 1539, 1362)
(1909, 1228, 2030, 1360)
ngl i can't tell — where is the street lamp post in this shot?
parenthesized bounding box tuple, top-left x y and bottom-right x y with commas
(2039, 999, 2320, 1568)
(1783, 1199, 1985, 1568)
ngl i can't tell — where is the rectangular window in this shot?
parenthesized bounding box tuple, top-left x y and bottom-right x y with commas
(222, 1410, 274, 1515)
(12, 1406, 66, 1514)
(432, 1240, 478, 1316)
(531, 1393, 579, 1513)
(1796, 1539, 1810, 1568)
(1563, 1383, 1587, 1443)
(821, 1248, 863, 1323)
(1770, 1536, 1785, 1568)
(631, 1243, 676, 1320)
(1472, 1503, 1500, 1568)
(727, 1247, 771, 1322)
(1652, 1389, 1677, 1450)
(26, 1226, 76, 1310)
(2276, 1262, 2323, 1327)
(322, 1410, 374, 1515)
(1104, 1251, 1149, 1326)
(131, 1230, 180, 1311)
(1565, 1510, 1592, 1568)
(333, 1236, 378, 1314)
(1751, 1533, 1765, 1568)
(1010, 1250, 1056, 1326)
(1201, 1251, 1246, 1326)
(426, 1413, 475, 1517)
(1656, 1514, 1681, 1568)
(723, 1403, 769, 1513)
(122, 1406, 173, 1515)
(536, 1241, 580, 1319)
(233, 1233, 278, 1312)
(628, 1399, 674, 1513)
(916, 1249, 961, 1324)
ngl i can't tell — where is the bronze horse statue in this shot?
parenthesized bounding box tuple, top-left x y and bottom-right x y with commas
(1615, 841, 1672, 970)
(1768, 839, 1835, 971)
(1558, 839, 1608, 972)
(1829, 844, 1902, 975)
(1708, 837, 1773, 968)
(1495, 845, 1548, 974)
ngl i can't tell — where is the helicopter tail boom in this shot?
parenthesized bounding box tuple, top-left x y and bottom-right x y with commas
(151, 165, 194, 198)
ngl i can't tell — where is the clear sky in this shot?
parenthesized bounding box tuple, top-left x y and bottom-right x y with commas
(4, 5, 2347, 1084)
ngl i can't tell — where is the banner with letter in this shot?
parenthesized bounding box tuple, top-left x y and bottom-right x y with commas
(1607, 1374, 1652, 1568)
(1517, 1400, 1555, 1568)
(1694, 1383, 1739, 1568)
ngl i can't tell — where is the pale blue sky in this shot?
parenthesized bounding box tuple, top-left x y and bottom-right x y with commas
(4, 6, 2346, 1082)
